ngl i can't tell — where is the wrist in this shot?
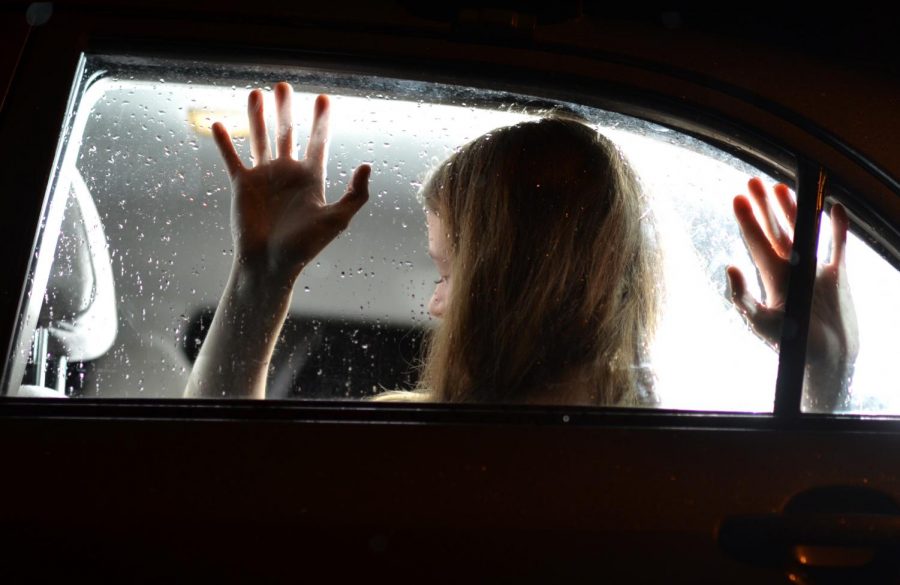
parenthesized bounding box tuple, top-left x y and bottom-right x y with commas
(803, 357, 856, 413)
(229, 258, 298, 298)
(233, 239, 308, 287)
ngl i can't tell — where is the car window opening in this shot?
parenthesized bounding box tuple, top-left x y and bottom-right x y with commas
(5, 53, 897, 416)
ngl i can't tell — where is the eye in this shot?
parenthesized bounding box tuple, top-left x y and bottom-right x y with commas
(433, 277, 445, 285)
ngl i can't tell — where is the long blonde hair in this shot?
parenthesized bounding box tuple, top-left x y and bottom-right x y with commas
(380, 117, 660, 406)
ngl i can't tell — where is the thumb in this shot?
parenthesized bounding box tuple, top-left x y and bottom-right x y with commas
(725, 265, 753, 316)
(726, 265, 783, 348)
(330, 163, 370, 225)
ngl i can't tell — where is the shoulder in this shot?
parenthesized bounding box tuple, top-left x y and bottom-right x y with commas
(369, 390, 433, 403)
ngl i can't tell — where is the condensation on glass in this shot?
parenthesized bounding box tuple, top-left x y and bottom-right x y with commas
(11, 52, 895, 413)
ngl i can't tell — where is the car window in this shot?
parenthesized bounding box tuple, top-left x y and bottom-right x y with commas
(8, 52, 892, 413)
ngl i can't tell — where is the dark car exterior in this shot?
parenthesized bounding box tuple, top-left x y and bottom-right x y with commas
(1, 3, 899, 582)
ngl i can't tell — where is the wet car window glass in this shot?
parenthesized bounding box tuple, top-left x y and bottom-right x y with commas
(9, 52, 892, 413)
(801, 194, 900, 414)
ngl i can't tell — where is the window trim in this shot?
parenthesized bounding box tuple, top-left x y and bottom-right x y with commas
(773, 161, 825, 417)
(4, 397, 900, 433)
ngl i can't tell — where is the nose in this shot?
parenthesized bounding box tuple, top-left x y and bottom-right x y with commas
(428, 286, 445, 319)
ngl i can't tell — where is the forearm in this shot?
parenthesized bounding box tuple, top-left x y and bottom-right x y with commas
(184, 265, 294, 399)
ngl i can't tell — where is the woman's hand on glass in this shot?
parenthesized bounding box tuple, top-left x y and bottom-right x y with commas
(726, 178, 859, 409)
(212, 82, 370, 284)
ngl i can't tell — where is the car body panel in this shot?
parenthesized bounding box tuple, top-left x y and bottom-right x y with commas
(2, 404, 900, 581)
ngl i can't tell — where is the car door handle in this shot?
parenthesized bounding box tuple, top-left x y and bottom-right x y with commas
(717, 486, 900, 584)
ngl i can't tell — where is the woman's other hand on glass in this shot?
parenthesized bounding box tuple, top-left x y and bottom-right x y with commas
(726, 178, 859, 411)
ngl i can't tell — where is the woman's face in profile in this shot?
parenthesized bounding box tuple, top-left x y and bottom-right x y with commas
(426, 210, 451, 319)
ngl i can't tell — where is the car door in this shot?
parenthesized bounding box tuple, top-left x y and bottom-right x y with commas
(1, 4, 899, 583)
